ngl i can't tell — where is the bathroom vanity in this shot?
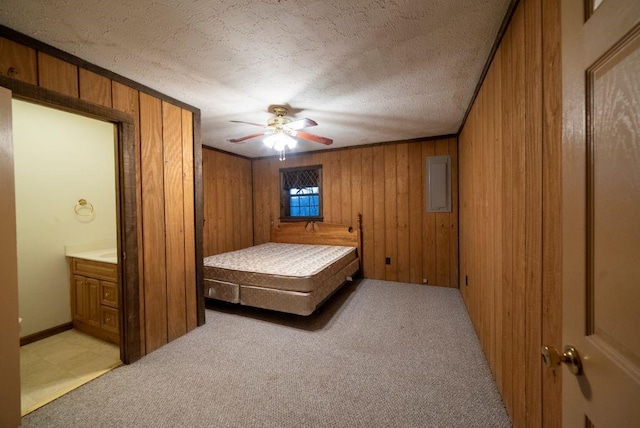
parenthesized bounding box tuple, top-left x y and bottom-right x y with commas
(67, 252, 119, 344)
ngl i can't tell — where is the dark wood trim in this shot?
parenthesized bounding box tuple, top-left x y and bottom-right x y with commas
(203, 145, 253, 161)
(0, 24, 199, 114)
(584, 0, 595, 21)
(250, 133, 458, 161)
(250, 159, 256, 246)
(0, 75, 130, 123)
(19, 322, 73, 346)
(458, 0, 521, 134)
(118, 121, 141, 363)
(194, 111, 205, 326)
(1, 76, 142, 363)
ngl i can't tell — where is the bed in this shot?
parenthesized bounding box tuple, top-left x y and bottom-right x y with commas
(203, 218, 361, 316)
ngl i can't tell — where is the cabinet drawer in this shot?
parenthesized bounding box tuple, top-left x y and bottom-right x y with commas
(71, 258, 117, 281)
(100, 281, 118, 308)
(101, 306, 119, 334)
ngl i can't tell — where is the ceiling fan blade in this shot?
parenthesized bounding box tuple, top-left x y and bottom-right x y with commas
(228, 132, 268, 143)
(230, 120, 267, 128)
(294, 131, 333, 146)
(285, 118, 317, 131)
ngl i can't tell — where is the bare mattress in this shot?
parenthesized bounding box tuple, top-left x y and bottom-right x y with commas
(203, 242, 359, 315)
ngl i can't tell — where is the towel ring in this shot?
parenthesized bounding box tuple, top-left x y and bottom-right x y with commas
(74, 199, 94, 216)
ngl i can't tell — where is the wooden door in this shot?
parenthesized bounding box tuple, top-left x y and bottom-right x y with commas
(0, 87, 21, 426)
(562, 0, 640, 426)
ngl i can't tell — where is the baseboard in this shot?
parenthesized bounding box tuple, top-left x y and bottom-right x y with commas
(20, 322, 73, 346)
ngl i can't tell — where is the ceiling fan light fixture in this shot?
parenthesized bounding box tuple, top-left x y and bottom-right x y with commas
(229, 106, 332, 160)
(263, 134, 276, 149)
(264, 132, 296, 152)
(284, 133, 297, 149)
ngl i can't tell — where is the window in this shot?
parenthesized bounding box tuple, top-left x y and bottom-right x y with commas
(280, 165, 322, 221)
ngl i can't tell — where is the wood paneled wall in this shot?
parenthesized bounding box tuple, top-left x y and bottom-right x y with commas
(251, 138, 458, 287)
(458, 0, 562, 426)
(203, 148, 253, 256)
(0, 34, 199, 357)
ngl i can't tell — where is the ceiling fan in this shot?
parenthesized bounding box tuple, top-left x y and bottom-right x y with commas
(228, 106, 333, 160)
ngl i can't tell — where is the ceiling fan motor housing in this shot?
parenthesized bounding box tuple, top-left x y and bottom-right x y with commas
(267, 111, 291, 130)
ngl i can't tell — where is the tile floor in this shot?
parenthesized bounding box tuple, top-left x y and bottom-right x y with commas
(20, 329, 121, 416)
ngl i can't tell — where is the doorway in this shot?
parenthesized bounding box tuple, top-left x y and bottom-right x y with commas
(13, 99, 122, 414)
(0, 77, 141, 424)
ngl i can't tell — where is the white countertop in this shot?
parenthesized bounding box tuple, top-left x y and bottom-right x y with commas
(66, 248, 118, 264)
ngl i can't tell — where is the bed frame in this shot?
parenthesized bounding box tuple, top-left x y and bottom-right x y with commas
(270, 214, 362, 255)
(204, 215, 362, 316)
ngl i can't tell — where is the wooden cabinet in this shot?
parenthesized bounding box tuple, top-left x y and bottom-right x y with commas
(69, 258, 119, 344)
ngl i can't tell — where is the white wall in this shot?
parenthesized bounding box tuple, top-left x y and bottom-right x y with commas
(13, 99, 117, 338)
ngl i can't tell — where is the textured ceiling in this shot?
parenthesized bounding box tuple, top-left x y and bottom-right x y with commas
(0, 0, 509, 158)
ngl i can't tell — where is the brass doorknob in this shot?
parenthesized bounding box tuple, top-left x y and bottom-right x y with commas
(541, 345, 583, 375)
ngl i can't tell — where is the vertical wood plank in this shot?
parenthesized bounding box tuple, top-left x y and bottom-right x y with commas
(477, 87, 486, 338)
(541, 0, 563, 424)
(525, 0, 544, 425)
(224, 155, 234, 252)
(162, 101, 186, 342)
(330, 153, 342, 223)
(458, 126, 470, 303)
(384, 144, 398, 281)
(449, 138, 459, 288)
(79, 68, 112, 107)
(317, 152, 331, 224)
(350, 148, 363, 230)
(340, 150, 352, 226)
(361, 147, 374, 278)
(435, 139, 450, 287)
(372, 146, 386, 279)
(0, 37, 37, 85)
(492, 49, 504, 394)
(408, 142, 423, 284)
(396, 143, 410, 283)
(139, 93, 167, 353)
(181, 109, 197, 332)
(501, 24, 514, 416)
(202, 150, 213, 255)
(242, 157, 253, 248)
(511, 6, 527, 426)
(269, 158, 280, 226)
(484, 81, 494, 367)
(422, 142, 436, 285)
(37, 52, 78, 98)
(112, 82, 144, 355)
(230, 157, 239, 250)
(253, 159, 268, 245)
(215, 152, 226, 253)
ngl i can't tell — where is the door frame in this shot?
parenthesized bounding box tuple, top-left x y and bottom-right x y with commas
(0, 74, 141, 363)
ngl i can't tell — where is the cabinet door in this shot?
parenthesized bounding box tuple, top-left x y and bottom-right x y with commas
(72, 275, 87, 321)
(101, 306, 119, 334)
(86, 278, 100, 327)
(100, 281, 118, 308)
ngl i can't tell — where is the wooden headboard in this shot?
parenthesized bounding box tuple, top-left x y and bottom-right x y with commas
(270, 214, 362, 256)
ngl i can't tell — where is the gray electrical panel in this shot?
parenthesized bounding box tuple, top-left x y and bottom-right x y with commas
(427, 155, 451, 212)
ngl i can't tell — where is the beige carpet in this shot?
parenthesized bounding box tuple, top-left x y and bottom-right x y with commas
(22, 279, 511, 427)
